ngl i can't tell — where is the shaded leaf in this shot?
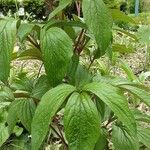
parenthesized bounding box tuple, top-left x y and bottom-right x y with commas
(17, 23, 35, 42)
(67, 54, 79, 85)
(13, 46, 42, 61)
(94, 128, 108, 150)
(18, 99, 36, 132)
(75, 65, 92, 88)
(7, 100, 23, 133)
(32, 75, 50, 99)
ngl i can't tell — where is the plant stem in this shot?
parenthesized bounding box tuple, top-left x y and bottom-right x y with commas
(13, 92, 40, 102)
(37, 63, 43, 78)
(105, 116, 116, 128)
(27, 36, 40, 49)
(15, 0, 19, 19)
(75, 1, 81, 17)
(74, 29, 84, 54)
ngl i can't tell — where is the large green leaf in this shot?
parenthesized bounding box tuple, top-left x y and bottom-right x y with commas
(137, 126, 150, 149)
(48, 0, 72, 20)
(64, 92, 100, 150)
(112, 125, 139, 150)
(0, 19, 17, 81)
(18, 99, 36, 132)
(83, 82, 137, 136)
(82, 0, 113, 57)
(31, 84, 75, 150)
(118, 84, 150, 107)
(40, 27, 73, 86)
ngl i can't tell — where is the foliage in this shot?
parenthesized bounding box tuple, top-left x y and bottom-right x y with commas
(0, 0, 150, 150)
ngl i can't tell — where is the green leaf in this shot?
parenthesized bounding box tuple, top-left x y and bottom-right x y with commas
(17, 23, 35, 42)
(7, 100, 23, 133)
(137, 126, 150, 149)
(31, 84, 75, 150)
(75, 65, 92, 88)
(64, 26, 76, 41)
(40, 27, 73, 86)
(119, 60, 137, 81)
(83, 82, 136, 136)
(137, 25, 150, 44)
(132, 108, 150, 123)
(67, 54, 79, 85)
(139, 71, 150, 83)
(110, 9, 136, 24)
(0, 124, 9, 147)
(48, 0, 72, 20)
(113, 27, 138, 41)
(32, 75, 50, 99)
(0, 19, 17, 81)
(112, 125, 139, 150)
(64, 92, 100, 150)
(13, 126, 23, 137)
(1, 134, 31, 150)
(112, 44, 134, 53)
(118, 84, 150, 107)
(45, 20, 87, 31)
(18, 99, 36, 132)
(7, 99, 36, 133)
(0, 102, 10, 109)
(82, 0, 113, 57)
(13, 47, 42, 60)
(96, 98, 112, 122)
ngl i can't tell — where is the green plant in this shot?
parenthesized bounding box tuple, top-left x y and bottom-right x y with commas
(0, 0, 150, 150)
(137, 25, 150, 69)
